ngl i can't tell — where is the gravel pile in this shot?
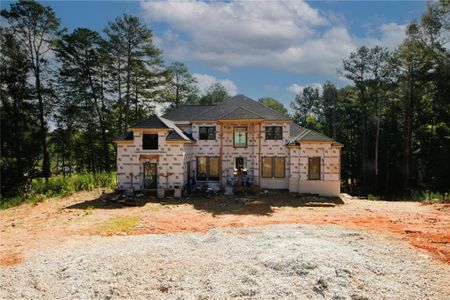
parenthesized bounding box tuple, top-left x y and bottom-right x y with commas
(1, 224, 449, 299)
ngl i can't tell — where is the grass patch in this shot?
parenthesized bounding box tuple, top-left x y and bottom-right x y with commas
(0, 172, 116, 210)
(367, 194, 380, 201)
(96, 216, 140, 235)
(147, 203, 162, 212)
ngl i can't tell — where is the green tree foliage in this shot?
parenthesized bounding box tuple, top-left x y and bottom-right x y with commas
(104, 13, 169, 133)
(290, 1, 450, 196)
(165, 62, 199, 112)
(55, 28, 112, 172)
(290, 86, 321, 127)
(258, 97, 288, 115)
(199, 82, 230, 105)
(0, 30, 41, 196)
(1, 2, 190, 198)
(1, 0, 61, 181)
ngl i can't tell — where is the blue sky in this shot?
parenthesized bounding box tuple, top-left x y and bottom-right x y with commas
(3, 0, 427, 109)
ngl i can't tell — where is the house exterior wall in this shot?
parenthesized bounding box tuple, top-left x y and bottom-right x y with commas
(288, 142, 341, 196)
(116, 122, 342, 196)
(116, 129, 190, 191)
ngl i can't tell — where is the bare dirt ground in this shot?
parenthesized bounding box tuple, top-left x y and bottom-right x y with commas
(1, 225, 449, 299)
(1, 189, 449, 267)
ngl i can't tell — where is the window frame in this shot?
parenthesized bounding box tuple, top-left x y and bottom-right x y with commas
(142, 134, 158, 150)
(233, 127, 248, 148)
(196, 156, 220, 181)
(265, 126, 283, 140)
(199, 126, 216, 140)
(308, 157, 321, 180)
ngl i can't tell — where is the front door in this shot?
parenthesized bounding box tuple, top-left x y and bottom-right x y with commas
(143, 162, 157, 189)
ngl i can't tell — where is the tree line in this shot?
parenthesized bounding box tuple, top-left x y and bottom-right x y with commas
(1, 0, 449, 198)
(290, 1, 450, 196)
(0, 0, 232, 196)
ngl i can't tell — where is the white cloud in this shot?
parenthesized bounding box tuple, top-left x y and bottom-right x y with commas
(362, 22, 407, 50)
(287, 82, 322, 95)
(143, 0, 407, 75)
(193, 73, 238, 96)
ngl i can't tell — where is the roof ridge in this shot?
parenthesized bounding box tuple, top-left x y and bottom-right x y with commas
(219, 105, 264, 119)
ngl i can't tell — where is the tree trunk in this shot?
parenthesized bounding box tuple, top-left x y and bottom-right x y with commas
(88, 71, 110, 172)
(374, 93, 381, 193)
(35, 62, 51, 181)
(124, 39, 132, 134)
(403, 72, 414, 189)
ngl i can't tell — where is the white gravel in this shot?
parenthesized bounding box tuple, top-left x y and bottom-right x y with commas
(1, 224, 449, 300)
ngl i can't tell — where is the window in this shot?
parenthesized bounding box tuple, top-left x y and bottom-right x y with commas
(274, 157, 285, 178)
(199, 126, 216, 140)
(196, 157, 220, 181)
(262, 157, 273, 178)
(265, 126, 283, 140)
(234, 157, 248, 175)
(308, 157, 321, 180)
(142, 134, 158, 150)
(233, 127, 247, 148)
(262, 157, 285, 178)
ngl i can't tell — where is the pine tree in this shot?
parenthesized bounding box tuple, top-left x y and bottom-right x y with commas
(1, 0, 61, 181)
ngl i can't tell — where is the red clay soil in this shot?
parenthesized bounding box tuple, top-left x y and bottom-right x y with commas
(1, 190, 449, 266)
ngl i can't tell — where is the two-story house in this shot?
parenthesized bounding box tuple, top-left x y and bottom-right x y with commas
(114, 95, 343, 196)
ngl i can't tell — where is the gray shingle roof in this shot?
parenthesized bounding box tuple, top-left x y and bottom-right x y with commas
(289, 122, 307, 138)
(287, 121, 343, 146)
(130, 115, 169, 129)
(194, 95, 290, 121)
(124, 95, 342, 145)
(114, 131, 133, 141)
(162, 105, 215, 122)
(220, 106, 264, 120)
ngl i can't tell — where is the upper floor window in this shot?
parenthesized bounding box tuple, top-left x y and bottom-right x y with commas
(265, 126, 282, 140)
(199, 126, 216, 140)
(142, 134, 158, 150)
(308, 157, 321, 180)
(233, 127, 247, 148)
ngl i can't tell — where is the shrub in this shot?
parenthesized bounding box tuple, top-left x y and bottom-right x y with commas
(0, 172, 116, 209)
(410, 190, 449, 203)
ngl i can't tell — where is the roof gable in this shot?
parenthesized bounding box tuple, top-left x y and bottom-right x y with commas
(287, 122, 342, 146)
(193, 95, 290, 121)
(130, 115, 169, 129)
(220, 106, 264, 120)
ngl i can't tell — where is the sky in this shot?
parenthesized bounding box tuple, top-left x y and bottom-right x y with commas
(3, 0, 427, 109)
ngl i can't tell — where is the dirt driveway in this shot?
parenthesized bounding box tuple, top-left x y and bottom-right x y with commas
(0, 189, 449, 267)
